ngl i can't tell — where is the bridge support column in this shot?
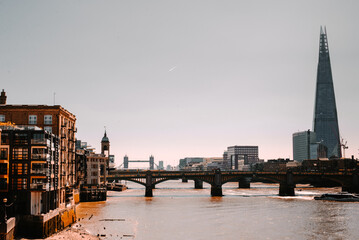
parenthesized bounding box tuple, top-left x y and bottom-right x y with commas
(145, 171, 153, 197)
(279, 171, 295, 196)
(238, 178, 251, 188)
(194, 179, 203, 189)
(211, 169, 223, 197)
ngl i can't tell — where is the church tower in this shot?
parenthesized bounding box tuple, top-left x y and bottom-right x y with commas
(101, 130, 110, 157)
(313, 27, 341, 158)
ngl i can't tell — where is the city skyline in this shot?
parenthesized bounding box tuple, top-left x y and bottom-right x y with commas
(1, 1, 359, 167)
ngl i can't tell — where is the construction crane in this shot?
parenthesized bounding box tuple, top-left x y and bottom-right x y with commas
(340, 138, 348, 158)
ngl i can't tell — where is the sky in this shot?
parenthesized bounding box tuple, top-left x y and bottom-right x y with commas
(1, 1, 359, 168)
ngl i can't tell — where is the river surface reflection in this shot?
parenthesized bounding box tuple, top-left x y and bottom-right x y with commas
(75, 181, 359, 240)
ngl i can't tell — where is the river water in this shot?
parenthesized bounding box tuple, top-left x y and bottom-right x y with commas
(75, 181, 359, 240)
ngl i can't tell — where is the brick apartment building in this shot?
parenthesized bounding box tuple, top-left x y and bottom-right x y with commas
(0, 90, 76, 208)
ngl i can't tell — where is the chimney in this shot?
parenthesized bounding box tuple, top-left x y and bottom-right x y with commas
(0, 89, 7, 105)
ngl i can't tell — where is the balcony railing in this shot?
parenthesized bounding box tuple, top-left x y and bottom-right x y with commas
(31, 139, 49, 145)
(31, 153, 50, 160)
(31, 169, 49, 175)
(30, 183, 49, 191)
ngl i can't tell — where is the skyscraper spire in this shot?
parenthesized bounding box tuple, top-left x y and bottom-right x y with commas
(313, 27, 341, 158)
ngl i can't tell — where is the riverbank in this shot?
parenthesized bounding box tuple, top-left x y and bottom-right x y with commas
(44, 225, 100, 240)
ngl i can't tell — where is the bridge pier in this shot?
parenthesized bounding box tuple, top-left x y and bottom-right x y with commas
(211, 169, 223, 196)
(238, 178, 251, 188)
(145, 171, 153, 197)
(279, 171, 295, 196)
(194, 179, 203, 189)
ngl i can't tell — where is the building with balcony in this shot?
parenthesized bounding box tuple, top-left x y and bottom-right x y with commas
(0, 126, 60, 213)
(0, 91, 76, 208)
(0, 125, 74, 238)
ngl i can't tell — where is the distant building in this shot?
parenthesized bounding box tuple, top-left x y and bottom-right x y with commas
(293, 130, 316, 162)
(224, 146, 259, 170)
(293, 130, 328, 162)
(76, 138, 108, 186)
(158, 161, 164, 170)
(101, 130, 111, 172)
(313, 27, 341, 158)
(109, 155, 115, 169)
(179, 157, 204, 170)
(75, 137, 108, 202)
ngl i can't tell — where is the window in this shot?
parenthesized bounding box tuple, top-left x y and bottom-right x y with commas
(32, 148, 47, 160)
(13, 178, 27, 190)
(0, 178, 7, 190)
(1, 133, 9, 145)
(44, 126, 52, 133)
(29, 115, 37, 124)
(11, 163, 28, 175)
(0, 148, 8, 160)
(91, 171, 98, 176)
(44, 115, 52, 125)
(31, 133, 46, 145)
(0, 115, 5, 122)
(13, 147, 28, 160)
(0, 163, 7, 174)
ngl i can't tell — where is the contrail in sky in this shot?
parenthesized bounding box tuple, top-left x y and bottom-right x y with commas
(168, 66, 177, 72)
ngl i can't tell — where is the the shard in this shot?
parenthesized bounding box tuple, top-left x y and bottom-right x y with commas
(313, 27, 341, 158)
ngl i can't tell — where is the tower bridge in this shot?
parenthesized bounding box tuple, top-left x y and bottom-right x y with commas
(123, 155, 155, 170)
(107, 169, 359, 197)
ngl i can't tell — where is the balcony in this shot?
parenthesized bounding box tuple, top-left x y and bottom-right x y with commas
(30, 183, 49, 191)
(31, 139, 49, 145)
(31, 169, 49, 176)
(31, 153, 50, 160)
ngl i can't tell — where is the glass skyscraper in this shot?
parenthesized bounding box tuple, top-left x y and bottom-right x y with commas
(313, 27, 341, 158)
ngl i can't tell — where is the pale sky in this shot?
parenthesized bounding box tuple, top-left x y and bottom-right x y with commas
(1, 1, 359, 168)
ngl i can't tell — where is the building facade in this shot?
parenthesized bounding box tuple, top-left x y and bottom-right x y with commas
(313, 27, 341, 158)
(293, 130, 317, 162)
(224, 146, 259, 170)
(0, 126, 60, 215)
(0, 96, 76, 207)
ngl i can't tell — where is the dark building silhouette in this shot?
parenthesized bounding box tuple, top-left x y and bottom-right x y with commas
(313, 27, 341, 158)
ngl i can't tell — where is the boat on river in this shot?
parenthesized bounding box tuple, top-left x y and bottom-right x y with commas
(106, 182, 127, 192)
(314, 192, 359, 202)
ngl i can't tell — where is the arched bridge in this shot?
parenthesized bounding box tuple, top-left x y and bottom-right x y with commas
(107, 169, 359, 197)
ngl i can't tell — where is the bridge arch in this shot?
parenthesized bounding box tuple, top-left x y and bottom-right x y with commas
(293, 175, 347, 187)
(153, 176, 213, 186)
(221, 175, 283, 185)
(109, 178, 146, 187)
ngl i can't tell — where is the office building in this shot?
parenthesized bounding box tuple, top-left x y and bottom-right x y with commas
(224, 146, 259, 170)
(293, 130, 316, 162)
(313, 27, 341, 158)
